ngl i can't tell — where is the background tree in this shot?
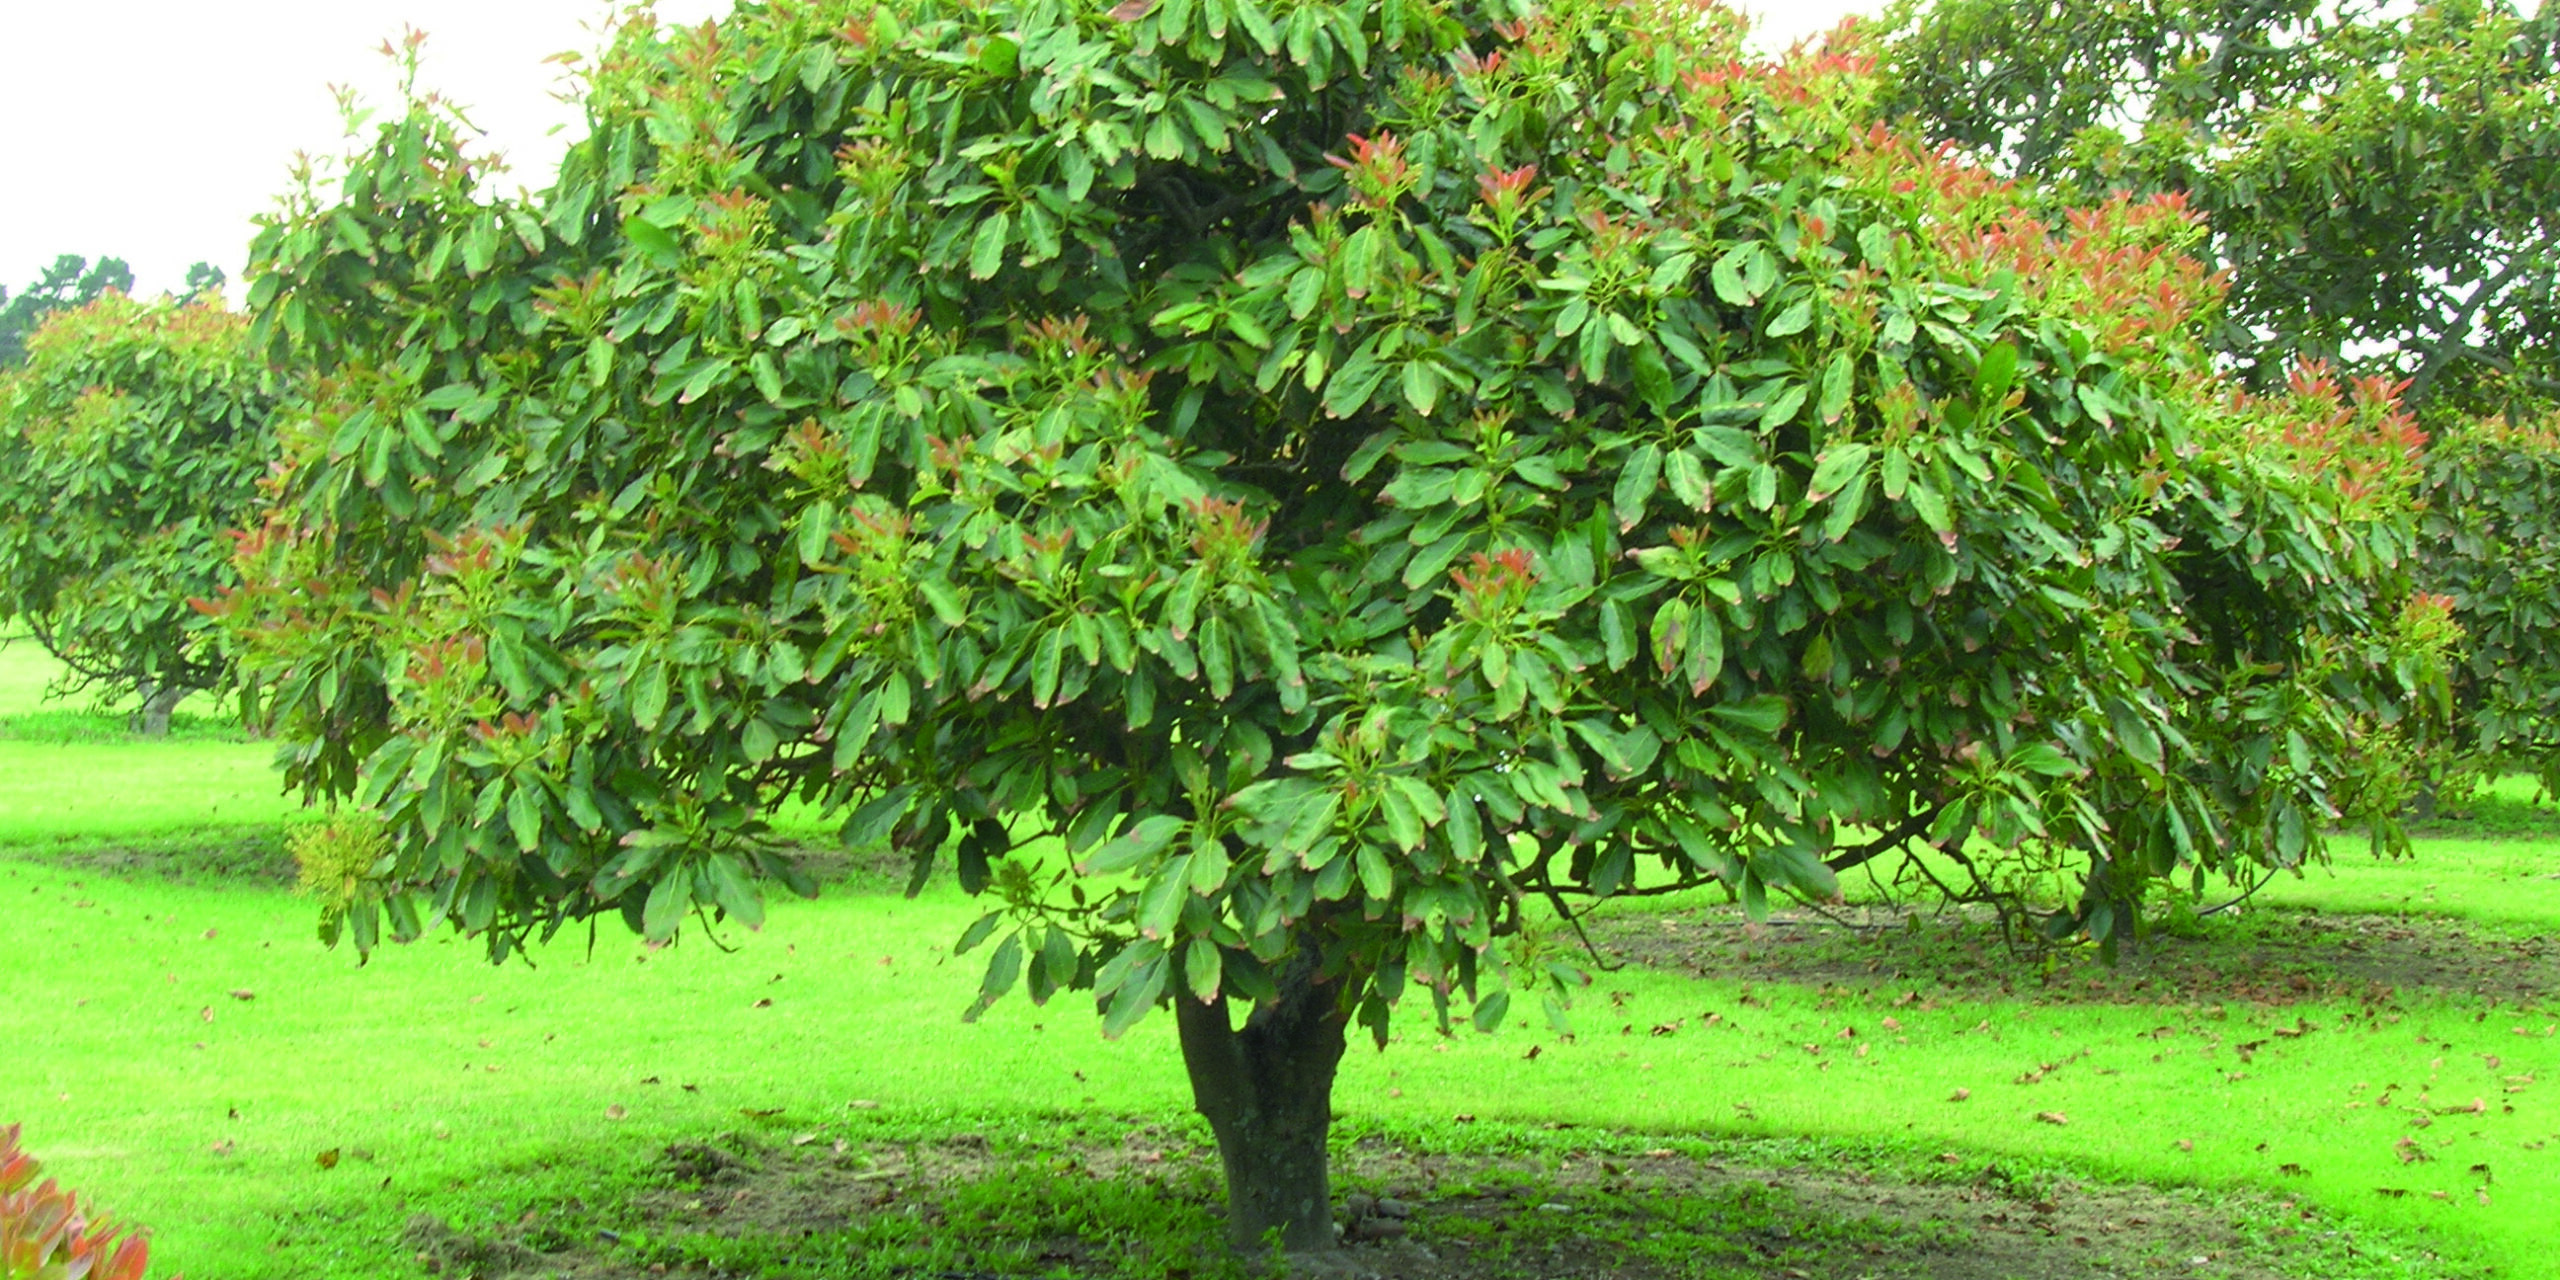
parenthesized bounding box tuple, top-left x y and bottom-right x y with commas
(2415, 414, 2560, 797)
(219, 0, 2442, 1251)
(1875, 0, 2560, 423)
(1877, 0, 2559, 802)
(0, 255, 135, 368)
(0, 292, 274, 733)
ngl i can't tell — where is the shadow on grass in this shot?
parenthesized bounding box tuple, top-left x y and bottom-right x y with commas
(377, 1115, 2464, 1280)
(2406, 781, 2560, 843)
(0, 706, 258, 745)
(1591, 903, 2559, 1012)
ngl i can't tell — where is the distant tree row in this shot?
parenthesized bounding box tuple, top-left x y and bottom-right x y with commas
(0, 255, 226, 369)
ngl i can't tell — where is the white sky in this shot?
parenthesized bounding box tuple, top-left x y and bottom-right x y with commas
(0, 0, 1870, 298)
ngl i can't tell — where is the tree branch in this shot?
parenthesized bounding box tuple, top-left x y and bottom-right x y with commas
(1822, 805, 1944, 876)
(2408, 237, 2557, 409)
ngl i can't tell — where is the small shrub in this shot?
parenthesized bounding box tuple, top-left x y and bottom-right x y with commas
(0, 1124, 168, 1280)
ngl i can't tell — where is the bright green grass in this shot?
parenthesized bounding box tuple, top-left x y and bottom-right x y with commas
(0, 635, 300, 844)
(2251, 835, 2560, 928)
(3, 853, 2548, 1280)
(0, 741, 301, 845)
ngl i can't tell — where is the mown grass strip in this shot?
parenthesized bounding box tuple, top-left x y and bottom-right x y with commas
(3, 848, 2547, 1278)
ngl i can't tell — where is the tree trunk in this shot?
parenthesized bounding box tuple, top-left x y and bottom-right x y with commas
(1175, 956, 1349, 1254)
(138, 686, 184, 737)
(136, 683, 186, 737)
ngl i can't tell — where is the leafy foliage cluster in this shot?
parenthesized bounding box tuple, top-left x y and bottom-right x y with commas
(0, 1125, 162, 1280)
(1875, 0, 2560, 796)
(1876, 0, 2560, 423)
(217, 0, 2440, 1038)
(2417, 413, 2560, 797)
(0, 294, 273, 711)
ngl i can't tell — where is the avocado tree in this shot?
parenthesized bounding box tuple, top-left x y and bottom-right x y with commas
(218, 0, 2442, 1251)
(0, 293, 273, 733)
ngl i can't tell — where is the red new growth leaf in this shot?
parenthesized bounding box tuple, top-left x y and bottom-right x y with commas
(0, 1126, 173, 1280)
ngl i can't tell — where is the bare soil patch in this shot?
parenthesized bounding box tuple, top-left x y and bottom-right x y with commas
(1590, 904, 2558, 1010)
(13, 832, 302, 887)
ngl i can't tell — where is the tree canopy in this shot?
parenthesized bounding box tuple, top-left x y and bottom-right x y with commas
(219, 0, 2445, 1250)
(0, 292, 272, 728)
(1876, 0, 2560, 423)
(2415, 413, 2560, 795)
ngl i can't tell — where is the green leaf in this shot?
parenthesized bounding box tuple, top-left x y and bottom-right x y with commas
(1355, 843, 1395, 901)
(1817, 350, 1854, 424)
(964, 933, 1024, 1021)
(956, 909, 1003, 955)
(798, 44, 835, 91)
(1139, 857, 1190, 938)
(1906, 476, 1953, 534)
(1820, 468, 1870, 542)
(704, 854, 764, 930)
(642, 863, 692, 942)
(1033, 927, 1078, 1004)
(1101, 951, 1167, 1038)
(1444, 787, 1485, 864)
(1807, 442, 1872, 503)
(795, 504, 835, 566)
(1664, 448, 1710, 511)
(1711, 244, 1758, 305)
(977, 34, 1019, 77)
(1080, 814, 1186, 875)
(1184, 939, 1223, 1002)
(1323, 350, 1392, 418)
(1401, 359, 1441, 417)
(1765, 295, 1812, 337)
(1600, 598, 1636, 670)
(506, 781, 543, 852)
(2012, 742, 2080, 777)
(629, 663, 671, 731)
(969, 210, 1011, 280)
(1553, 296, 1591, 338)
(841, 785, 915, 851)
(623, 215, 680, 264)
(1976, 341, 2019, 404)
(1759, 382, 1808, 431)
(1708, 695, 1788, 735)
(1614, 442, 1663, 531)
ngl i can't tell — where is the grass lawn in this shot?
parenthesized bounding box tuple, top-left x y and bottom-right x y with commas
(2, 638, 2555, 1278)
(0, 633, 299, 845)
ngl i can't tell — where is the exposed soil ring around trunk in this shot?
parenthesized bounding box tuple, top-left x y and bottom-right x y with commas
(1589, 904, 2558, 1010)
(402, 1126, 2438, 1280)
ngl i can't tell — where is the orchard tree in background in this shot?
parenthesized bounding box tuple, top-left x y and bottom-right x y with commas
(1877, 0, 2559, 798)
(219, 0, 2444, 1250)
(1876, 0, 2560, 422)
(0, 293, 275, 733)
(2415, 415, 2560, 797)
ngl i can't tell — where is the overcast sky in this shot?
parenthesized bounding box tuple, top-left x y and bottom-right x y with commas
(0, 0, 1871, 298)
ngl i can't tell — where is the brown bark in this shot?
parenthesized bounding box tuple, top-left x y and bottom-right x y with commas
(1174, 953, 1349, 1253)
